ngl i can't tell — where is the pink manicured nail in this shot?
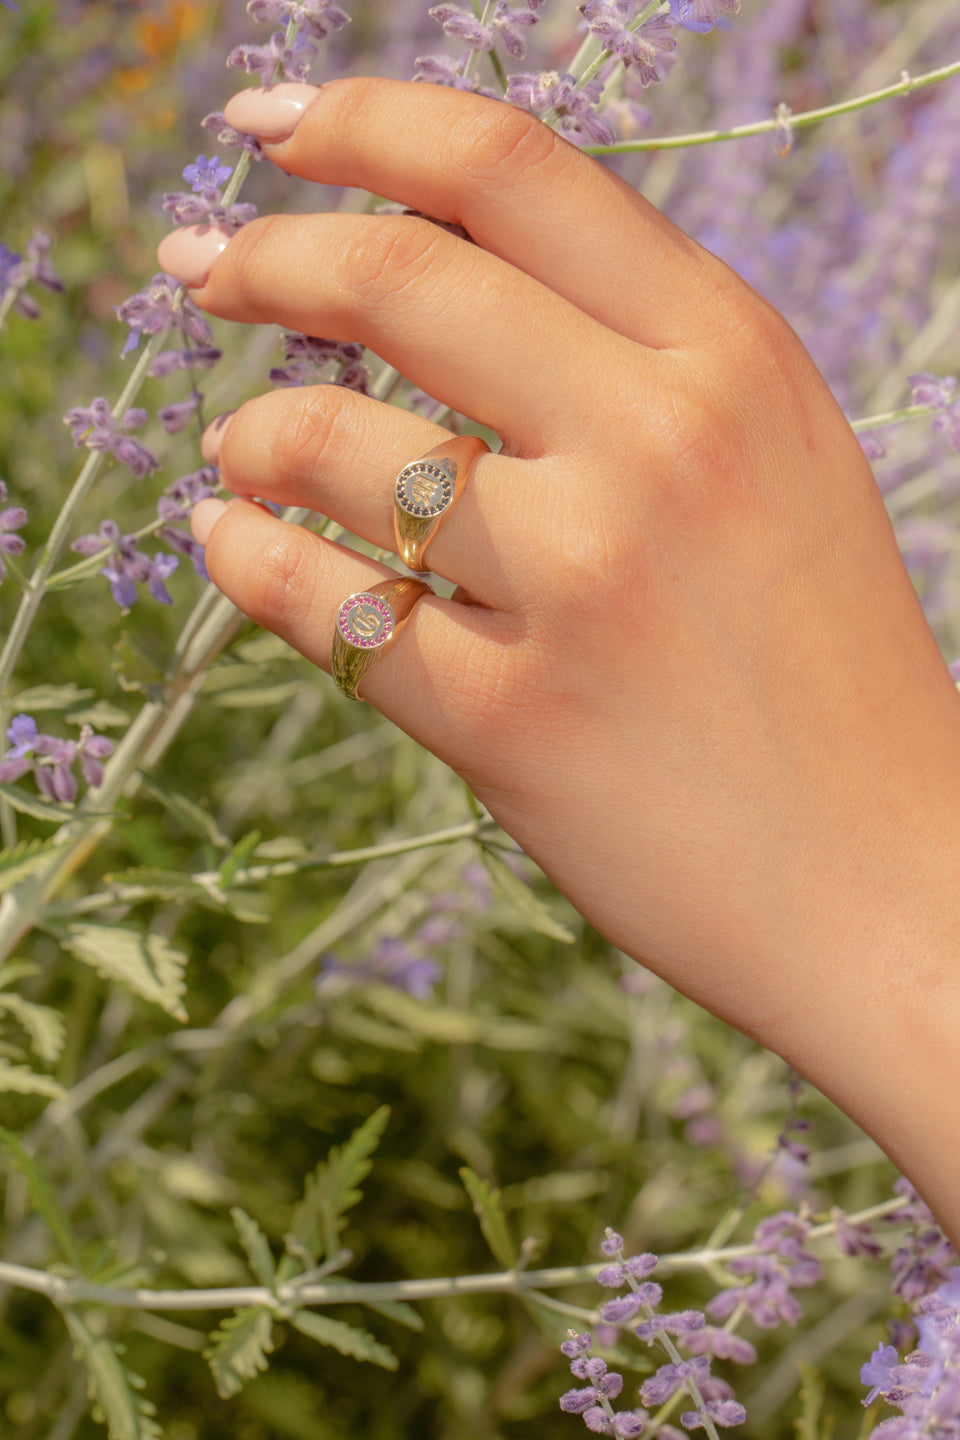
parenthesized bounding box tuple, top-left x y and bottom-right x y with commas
(191, 497, 228, 546)
(223, 84, 321, 142)
(201, 412, 235, 465)
(157, 225, 234, 289)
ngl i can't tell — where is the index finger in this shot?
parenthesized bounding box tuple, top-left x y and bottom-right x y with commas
(223, 76, 723, 350)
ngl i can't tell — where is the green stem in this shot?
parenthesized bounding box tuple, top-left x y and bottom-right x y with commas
(582, 57, 960, 154)
(0, 1197, 903, 1314)
(45, 818, 498, 919)
(0, 327, 167, 699)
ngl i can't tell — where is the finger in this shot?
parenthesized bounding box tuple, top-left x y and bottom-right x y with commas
(191, 497, 520, 763)
(204, 386, 540, 609)
(223, 77, 723, 349)
(157, 211, 632, 452)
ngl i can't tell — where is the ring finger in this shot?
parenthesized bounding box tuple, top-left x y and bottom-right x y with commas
(204, 384, 555, 609)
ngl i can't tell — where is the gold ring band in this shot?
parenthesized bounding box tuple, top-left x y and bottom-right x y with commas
(331, 576, 432, 702)
(393, 434, 490, 572)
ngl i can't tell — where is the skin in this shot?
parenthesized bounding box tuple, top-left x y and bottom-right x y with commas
(159, 77, 960, 1244)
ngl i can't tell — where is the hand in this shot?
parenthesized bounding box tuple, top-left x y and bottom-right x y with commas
(158, 77, 960, 1238)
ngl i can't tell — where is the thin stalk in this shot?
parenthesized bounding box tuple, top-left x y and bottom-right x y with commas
(582, 58, 960, 154)
(0, 1197, 903, 1314)
(44, 817, 498, 919)
(0, 328, 167, 698)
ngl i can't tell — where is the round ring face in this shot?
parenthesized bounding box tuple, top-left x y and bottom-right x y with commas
(337, 593, 395, 649)
(395, 461, 454, 519)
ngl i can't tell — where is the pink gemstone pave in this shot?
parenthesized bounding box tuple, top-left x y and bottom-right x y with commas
(337, 593, 395, 648)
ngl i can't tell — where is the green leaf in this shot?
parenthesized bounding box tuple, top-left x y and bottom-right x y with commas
(64, 1310, 163, 1440)
(288, 1310, 397, 1371)
(0, 836, 71, 894)
(11, 682, 95, 712)
(363, 1298, 425, 1332)
(0, 1059, 64, 1099)
(64, 923, 188, 1022)
(66, 701, 130, 729)
(138, 774, 227, 849)
(794, 1361, 835, 1440)
(0, 781, 75, 822)
(479, 846, 576, 944)
(459, 1167, 517, 1269)
(204, 1308, 275, 1399)
(0, 992, 65, 1064)
(0, 1124, 80, 1267)
(231, 1207, 277, 1289)
(253, 836, 309, 862)
(210, 681, 304, 708)
(102, 868, 209, 904)
(286, 1107, 390, 1267)
(219, 830, 262, 890)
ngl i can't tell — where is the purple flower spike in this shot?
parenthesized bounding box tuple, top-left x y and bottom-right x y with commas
(247, 0, 351, 39)
(63, 400, 159, 479)
(0, 715, 113, 801)
(0, 479, 27, 581)
(227, 28, 321, 83)
(668, 0, 739, 34)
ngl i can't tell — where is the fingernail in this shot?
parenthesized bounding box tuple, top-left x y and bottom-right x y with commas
(157, 225, 234, 289)
(201, 411, 235, 465)
(191, 497, 228, 547)
(223, 83, 321, 142)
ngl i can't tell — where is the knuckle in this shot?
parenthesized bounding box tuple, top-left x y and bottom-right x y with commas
(275, 392, 342, 478)
(453, 103, 560, 189)
(249, 526, 323, 635)
(223, 214, 287, 317)
(346, 217, 449, 306)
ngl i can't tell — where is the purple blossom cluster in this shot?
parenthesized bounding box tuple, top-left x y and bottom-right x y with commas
(0, 715, 113, 804)
(580, 2, 677, 87)
(0, 480, 27, 582)
(315, 859, 493, 1000)
(62, 399, 159, 481)
(560, 1231, 748, 1436)
(162, 154, 258, 230)
(71, 466, 216, 612)
(861, 1269, 960, 1437)
(227, 0, 350, 83)
(908, 374, 960, 455)
(115, 273, 221, 370)
(708, 1210, 822, 1329)
(0, 230, 62, 320)
(269, 333, 369, 391)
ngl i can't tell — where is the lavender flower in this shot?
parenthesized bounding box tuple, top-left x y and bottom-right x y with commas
(70, 521, 181, 610)
(163, 155, 258, 229)
(908, 372, 960, 453)
(116, 274, 215, 357)
(505, 72, 615, 145)
(201, 111, 266, 161)
(428, 4, 495, 51)
(316, 937, 443, 1000)
(62, 399, 159, 480)
(0, 231, 63, 319)
(0, 715, 113, 802)
(246, 0, 351, 39)
(227, 28, 322, 83)
(269, 333, 369, 391)
(708, 1211, 821, 1329)
(413, 53, 500, 96)
(0, 480, 27, 581)
(157, 391, 204, 436)
(580, 3, 677, 85)
(668, 0, 739, 34)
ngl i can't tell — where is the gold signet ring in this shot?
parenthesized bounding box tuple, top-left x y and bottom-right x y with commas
(331, 576, 432, 702)
(393, 434, 490, 572)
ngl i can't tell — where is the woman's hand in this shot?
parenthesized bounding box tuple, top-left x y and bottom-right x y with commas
(158, 77, 960, 1238)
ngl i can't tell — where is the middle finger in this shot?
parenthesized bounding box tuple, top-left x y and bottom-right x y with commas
(157, 211, 644, 454)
